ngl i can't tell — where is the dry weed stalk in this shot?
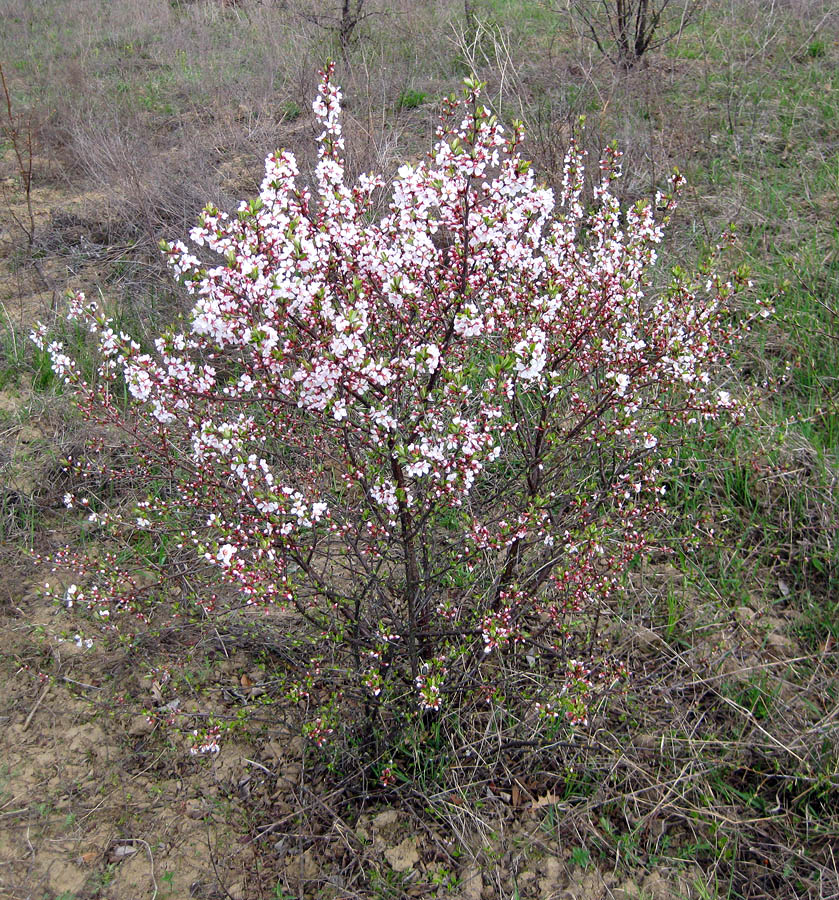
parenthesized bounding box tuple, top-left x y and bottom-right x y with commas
(0, 61, 35, 247)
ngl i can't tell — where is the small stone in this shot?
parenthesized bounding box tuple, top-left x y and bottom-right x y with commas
(127, 715, 154, 737)
(633, 733, 658, 751)
(384, 836, 419, 873)
(611, 880, 641, 900)
(640, 871, 671, 900)
(559, 870, 608, 899)
(460, 865, 483, 900)
(539, 855, 563, 895)
(261, 740, 284, 762)
(635, 626, 659, 649)
(718, 654, 745, 676)
(284, 849, 318, 880)
(278, 761, 301, 789)
(372, 809, 400, 833)
(766, 632, 797, 657)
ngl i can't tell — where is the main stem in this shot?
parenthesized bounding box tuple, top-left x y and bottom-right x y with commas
(390, 443, 420, 681)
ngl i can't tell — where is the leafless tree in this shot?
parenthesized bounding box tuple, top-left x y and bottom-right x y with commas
(298, 0, 370, 61)
(338, 0, 366, 58)
(569, 0, 703, 69)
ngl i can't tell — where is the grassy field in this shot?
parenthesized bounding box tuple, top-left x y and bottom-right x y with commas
(1, 1, 837, 899)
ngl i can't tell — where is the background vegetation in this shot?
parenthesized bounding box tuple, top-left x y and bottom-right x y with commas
(0, 1, 837, 898)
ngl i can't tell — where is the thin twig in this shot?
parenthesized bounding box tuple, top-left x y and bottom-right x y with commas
(22, 682, 50, 731)
(0, 61, 35, 246)
(114, 839, 158, 900)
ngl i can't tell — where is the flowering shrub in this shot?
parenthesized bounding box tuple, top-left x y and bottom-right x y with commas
(33, 66, 755, 783)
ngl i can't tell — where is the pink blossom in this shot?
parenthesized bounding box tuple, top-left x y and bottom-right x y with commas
(32, 65, 750, 753)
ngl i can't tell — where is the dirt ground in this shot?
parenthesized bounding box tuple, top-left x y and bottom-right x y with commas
(0, 574, 709, 900)
(0, 528, 821, 900)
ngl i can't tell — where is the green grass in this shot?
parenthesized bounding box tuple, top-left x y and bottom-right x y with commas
(396, 88, 427, 110)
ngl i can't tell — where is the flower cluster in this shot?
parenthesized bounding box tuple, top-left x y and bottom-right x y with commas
(190, 725, 221, 756)
(34, 66, 751, 766)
